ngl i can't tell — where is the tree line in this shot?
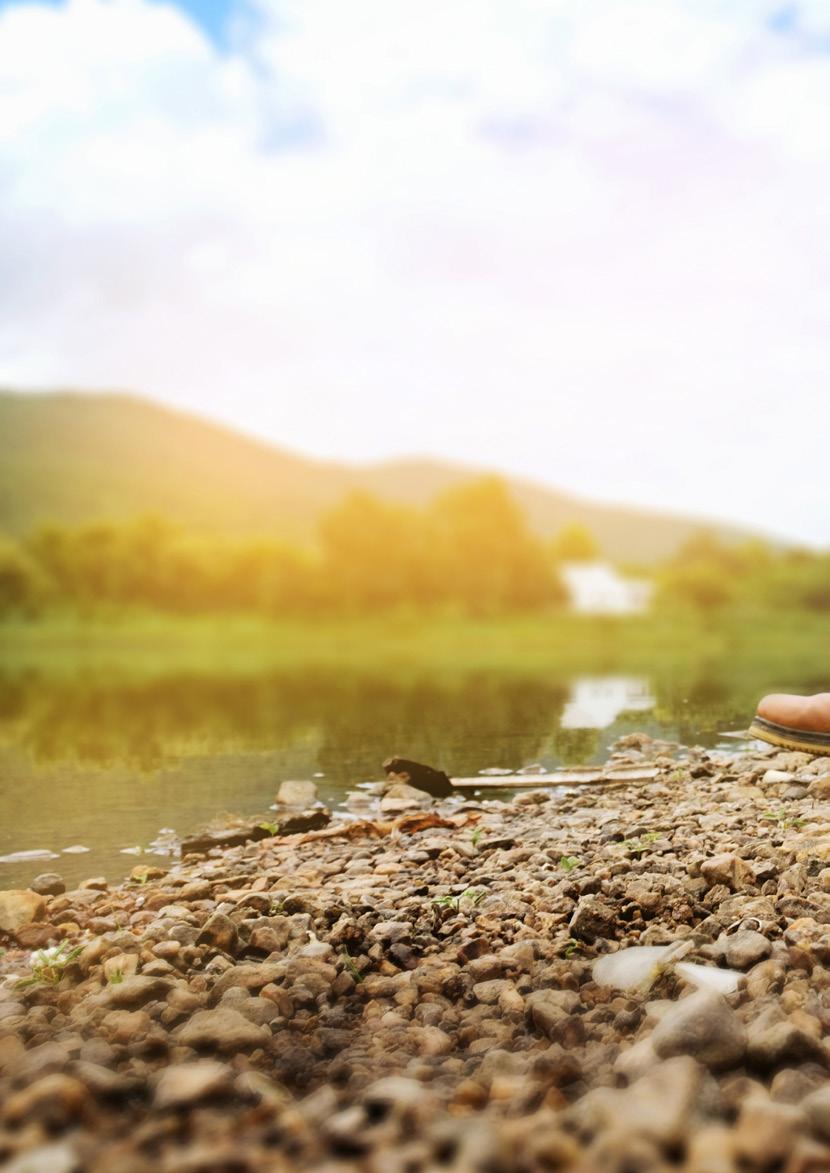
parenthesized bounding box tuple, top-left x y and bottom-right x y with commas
(654, 532, 830, 615)
(0, 477, 568, 618)
(2, 475, 828, 619)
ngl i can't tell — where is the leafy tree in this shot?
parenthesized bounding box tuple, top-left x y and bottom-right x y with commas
(429, 477, 565, 614)
(318, 492, 434, 612)
(0, 537, 46, 615)
(551, 522, 599, 562)
(656, 562, 735, 614)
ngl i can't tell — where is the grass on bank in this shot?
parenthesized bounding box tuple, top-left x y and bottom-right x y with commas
(1, 608, 829, 680)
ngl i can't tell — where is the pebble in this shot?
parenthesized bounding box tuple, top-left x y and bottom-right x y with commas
(650, 990, 745, 1071)
(29, 873, 66, 897)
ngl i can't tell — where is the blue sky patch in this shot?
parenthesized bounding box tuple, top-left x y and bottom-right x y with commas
(0, 0, 238, 48)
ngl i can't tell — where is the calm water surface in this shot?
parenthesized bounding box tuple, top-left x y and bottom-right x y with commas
(0, 664, 815, 888)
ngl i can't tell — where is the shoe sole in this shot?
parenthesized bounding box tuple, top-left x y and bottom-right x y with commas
(748, 715, 830, 755)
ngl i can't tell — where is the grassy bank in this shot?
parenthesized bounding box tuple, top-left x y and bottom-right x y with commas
(1, 608, 829, 679)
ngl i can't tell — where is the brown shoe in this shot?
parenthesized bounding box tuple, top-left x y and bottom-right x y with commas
(749, 692, 830, 754)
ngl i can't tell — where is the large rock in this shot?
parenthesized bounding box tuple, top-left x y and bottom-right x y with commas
(276, 779, 318, 807)
(651, 990, 745, 1071)
(30, 873, 66, 897)
(0, 889, 46, 934)
(382, 757, 454, 797)
(177, 1008, 271, 1052)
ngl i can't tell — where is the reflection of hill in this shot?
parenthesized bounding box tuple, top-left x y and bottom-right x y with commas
(0, 670, 570, 782)
(0, 390, 760, 563)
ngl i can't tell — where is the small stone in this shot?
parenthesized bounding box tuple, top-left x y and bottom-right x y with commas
(2, 1142, 78, 1173)
(177, 1008, 270, 1051)
(526, 991, 584, 1045)
(101, 975, 173, 1009)
(30, 873, 66, 897)
(732, 1095, 804, 1168)
(15, 922, 59, 949)
(3, 1073, 87, 1128)
(103, 952, 140, 982)
(101, 1010, 152, 1045)
(651, 990, 745, 1071)
(568, 894, 618, 942)
(746, 1016, 824, 1070)
(380, 783, 432, 813)
(154, 1060, 232, 1108)
(808, 774, 830, 800)
(784, 916, 830, 962)
(762, 770, 795, 785)
(803, 1086, 830, 1141)
(0, 889, 46, 934)
(723, 930, 771, 970)
(700, 854, 753, 892)
(197, 912, 239, 955)
(276, 779, 318, 807)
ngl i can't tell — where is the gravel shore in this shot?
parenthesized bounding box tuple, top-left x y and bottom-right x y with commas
(3, 734, 830, 1171)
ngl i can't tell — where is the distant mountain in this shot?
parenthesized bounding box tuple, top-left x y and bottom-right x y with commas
(0, 390, 762, 564)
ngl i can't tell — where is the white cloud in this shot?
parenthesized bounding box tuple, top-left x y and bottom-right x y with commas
(1, 0, 830, 543)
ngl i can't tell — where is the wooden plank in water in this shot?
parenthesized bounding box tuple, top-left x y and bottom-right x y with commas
(451, 767, 658, 789)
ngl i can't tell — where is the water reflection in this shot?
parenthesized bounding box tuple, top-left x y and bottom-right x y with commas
(561, 676, 654, 729)
(0, 663, 777, 887)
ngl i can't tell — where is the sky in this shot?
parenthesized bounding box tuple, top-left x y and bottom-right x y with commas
(1, 0, 830, 545)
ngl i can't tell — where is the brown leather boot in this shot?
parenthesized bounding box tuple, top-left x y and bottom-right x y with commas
(749, 692, 830, 753)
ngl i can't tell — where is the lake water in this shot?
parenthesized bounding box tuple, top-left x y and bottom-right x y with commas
(0, 662, 813, 889)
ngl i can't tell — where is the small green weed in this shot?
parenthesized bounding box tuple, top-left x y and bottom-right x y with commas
(340, 948, 364, 984)
(762, 810, 805, 831)
(18, 942, 83, 988)
(621, 831, 661, 857)
(562, 938, 581, 958)
(559, 855, 581, 873)
(432, 888, 486, 913)
(259, 821, 280, 836)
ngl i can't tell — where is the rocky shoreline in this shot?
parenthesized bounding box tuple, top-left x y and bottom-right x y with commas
(3, 735, 830, 1171)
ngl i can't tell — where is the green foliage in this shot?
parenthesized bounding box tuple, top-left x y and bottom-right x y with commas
(559, 855, 581, 872)
(762, 810, 805, 831)
(431, 888, 486, 912)
(17, 942, 83, 988)
(620, 832, 660, 857)
(0, 477, 566, 620)
(551, 522, 599, 562)
(340, 948, 364, 983)
(0, 537, 47, 616)
(258, 821, 280, 835)
(656, 562, 735, 614)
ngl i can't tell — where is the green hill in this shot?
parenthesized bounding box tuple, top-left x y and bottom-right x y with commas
(0, 390, 762, 563)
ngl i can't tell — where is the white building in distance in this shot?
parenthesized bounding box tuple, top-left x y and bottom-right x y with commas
(561, 561, 652, 616)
